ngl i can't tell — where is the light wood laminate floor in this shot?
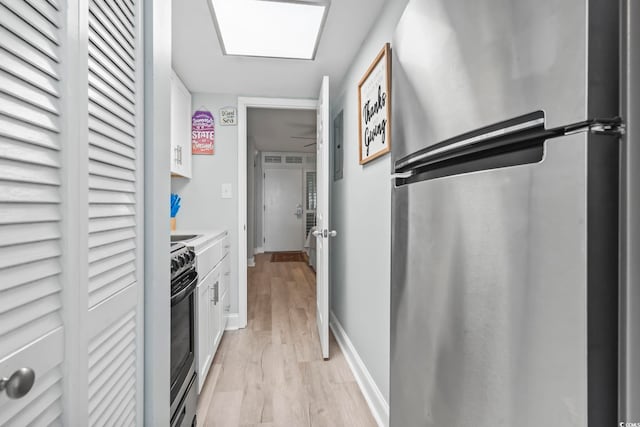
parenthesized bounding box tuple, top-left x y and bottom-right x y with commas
(196, 254, 377, 427)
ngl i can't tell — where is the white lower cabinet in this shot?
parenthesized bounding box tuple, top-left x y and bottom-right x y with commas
(194, 232, 231, 393)
(196, 264, 222, 392)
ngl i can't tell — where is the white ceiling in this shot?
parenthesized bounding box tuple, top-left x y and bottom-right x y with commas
(248, 108, 317, 153)
(171, 0, 386, 98)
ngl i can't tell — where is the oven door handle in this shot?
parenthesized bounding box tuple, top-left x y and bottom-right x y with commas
(171, 276, 198, 306)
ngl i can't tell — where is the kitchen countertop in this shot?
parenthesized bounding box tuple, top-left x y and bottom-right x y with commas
(171, 229, 227, 253)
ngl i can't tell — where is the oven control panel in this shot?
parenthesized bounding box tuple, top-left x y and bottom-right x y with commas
(171, 243, 196, 281)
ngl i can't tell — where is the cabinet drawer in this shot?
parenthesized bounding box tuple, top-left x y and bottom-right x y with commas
(196, 240, 221, 278)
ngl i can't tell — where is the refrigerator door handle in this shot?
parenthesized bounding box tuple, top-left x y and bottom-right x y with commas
(394, 111, 623, 186)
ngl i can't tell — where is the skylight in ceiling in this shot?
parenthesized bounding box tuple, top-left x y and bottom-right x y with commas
(209, 0, 330, 60)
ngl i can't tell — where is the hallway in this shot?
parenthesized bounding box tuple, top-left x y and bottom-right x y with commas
(196, 254, 377, 426)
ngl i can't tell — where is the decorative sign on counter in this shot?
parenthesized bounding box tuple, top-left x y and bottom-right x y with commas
(220, 107, 237, 126)
(358, 43, 392, 165)
(192, 109, 215, 155)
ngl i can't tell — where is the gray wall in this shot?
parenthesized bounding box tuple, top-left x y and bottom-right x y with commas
(247, 136, 255, 261)
(171, 93, 240, 313)
(329, 0, 409, 404)
(254, 150, 263, 250)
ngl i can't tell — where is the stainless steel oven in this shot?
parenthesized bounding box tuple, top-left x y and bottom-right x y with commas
(170, 243, 198, 426)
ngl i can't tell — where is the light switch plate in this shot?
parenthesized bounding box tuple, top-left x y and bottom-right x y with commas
(221, 183, 232, 199)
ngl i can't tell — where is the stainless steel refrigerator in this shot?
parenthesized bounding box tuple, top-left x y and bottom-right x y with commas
(390, 0, 627, 425)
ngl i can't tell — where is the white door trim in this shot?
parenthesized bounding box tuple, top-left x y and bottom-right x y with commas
(237, 97, 317, 328)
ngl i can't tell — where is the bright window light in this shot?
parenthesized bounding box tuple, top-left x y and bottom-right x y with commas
(210, 0, 329, 60)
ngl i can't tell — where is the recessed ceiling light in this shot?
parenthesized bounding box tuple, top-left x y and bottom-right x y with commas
(209, 0, 330, 60)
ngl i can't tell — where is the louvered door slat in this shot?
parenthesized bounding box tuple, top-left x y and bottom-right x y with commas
(0, 50, 59, 97)
(89, 116, 134, 148)
(0, 71, 60, 115)
(89, 227, 136, 248)
(94, 0, 134, 48)
(89, 160, 135, 181)
(88, 70, 134, 114)
(89, 102, 135, 137)
(88, 40, 134, 91)
(23, 0, 61, 27)
(88, 273, 135, 309)
(0, 0, 60, 44)
(0, 158, 60, 184)
(0, 221, 60, 246)
(88, 57, 134, 105)
(0, 138, 60, 167)
(88, 176, 135, 194)
(89, 216, 135, 233)
(89, 86, 135, 127)
(107, 0, 134, 33)
(88, 145, 135, 170)
(0, 96, 59, 132)
(0, 116, 60, 149)
(0, 182, 60, 204)
(0, 13, 60, 65)
(0, 204, 60, 224)
(0, 258, 60, 292)
(89, 189, 135, 205)
(0, 276, 59, 314)
(89, 5, 134, 64)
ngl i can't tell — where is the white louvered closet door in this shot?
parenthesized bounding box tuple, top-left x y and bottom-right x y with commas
(0, 0, 143, 424)
(0, 0, 68, 424)
(86, 0, 143, 425)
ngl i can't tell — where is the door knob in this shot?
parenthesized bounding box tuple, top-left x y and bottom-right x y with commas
(312, 230, 322, 237)
(328, 230, 337, 237)
(0, 367, 35, 399)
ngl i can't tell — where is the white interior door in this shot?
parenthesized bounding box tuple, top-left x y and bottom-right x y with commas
(0, 0, 143, 423)
(0, 1, 69, 423)
(315, 76, 332, 359)
(264, 168, 303, 251)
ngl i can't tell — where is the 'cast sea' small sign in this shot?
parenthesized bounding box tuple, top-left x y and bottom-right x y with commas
(192, 110, 215, 155)
(220, 107, 237, 126)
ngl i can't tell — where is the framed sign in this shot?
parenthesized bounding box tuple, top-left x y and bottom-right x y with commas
(220, 106, 237, 126)
(358, 43, 391, 165)
(192, 109, 215, 155)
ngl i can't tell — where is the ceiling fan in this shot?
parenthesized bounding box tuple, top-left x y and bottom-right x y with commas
(290, 135, 316, 147)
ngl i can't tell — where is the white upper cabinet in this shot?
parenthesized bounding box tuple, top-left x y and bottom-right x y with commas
(170, 70, 192, 178)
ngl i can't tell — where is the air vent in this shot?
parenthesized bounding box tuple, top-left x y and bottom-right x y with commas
(306, 212, 317, 236)
(286, 156, 303, 164)
(264, 155, 282, 163)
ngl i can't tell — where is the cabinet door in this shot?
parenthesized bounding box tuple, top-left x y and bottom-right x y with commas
(196, 281, 210, 392)
(170, 70, 192, 178)
(209, 272, 221, 355)
(169, 73, 181, 176)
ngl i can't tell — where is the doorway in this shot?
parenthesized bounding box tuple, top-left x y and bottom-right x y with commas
(236, 97, 318, 329)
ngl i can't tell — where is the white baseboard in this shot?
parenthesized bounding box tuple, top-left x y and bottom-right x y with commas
(225, 313, 244, 330)
(329, 311, 389, 427)
(254, 246, 264, 254)
(248, 256, 255, 267)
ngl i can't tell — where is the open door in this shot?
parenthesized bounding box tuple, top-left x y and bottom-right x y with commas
(314, 76, 334, 359)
